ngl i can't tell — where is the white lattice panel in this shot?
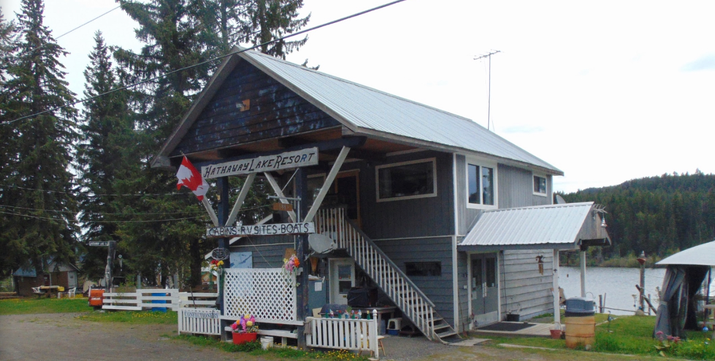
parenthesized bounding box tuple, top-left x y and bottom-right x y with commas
(223, 268, 296, 322)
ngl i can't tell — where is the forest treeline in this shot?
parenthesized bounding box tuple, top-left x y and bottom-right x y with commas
(560, 170, 715, 262)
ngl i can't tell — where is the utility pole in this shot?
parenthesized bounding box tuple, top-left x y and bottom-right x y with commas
(474, 50, 500, 131)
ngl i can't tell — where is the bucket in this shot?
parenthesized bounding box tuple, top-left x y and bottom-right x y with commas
(261, 336, 273, 350)
(565, 315, 595, 349)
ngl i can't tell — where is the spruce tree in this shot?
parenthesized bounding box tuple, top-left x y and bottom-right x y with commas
(0, 0, 78, 277)
(76, 31, 139, 280)
(113, 0, 212, 286)
(237, 0, 310, 59)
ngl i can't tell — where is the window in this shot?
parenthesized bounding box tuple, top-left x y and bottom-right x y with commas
(405, 262, 442, 277)
(533, 174, 547, 196)
(376, 158, 437, 201)
(467, 160, 496, 208)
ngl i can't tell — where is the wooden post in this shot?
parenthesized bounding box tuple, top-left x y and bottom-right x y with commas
(216, 177, 230, 314)
(599, 294, 603, 314)
(638, 251, 646, 312)
(553, 249, 561, 326)
(296, 168, 309, 349)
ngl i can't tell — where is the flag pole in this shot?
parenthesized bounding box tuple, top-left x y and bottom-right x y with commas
(202, 198, 219, 226)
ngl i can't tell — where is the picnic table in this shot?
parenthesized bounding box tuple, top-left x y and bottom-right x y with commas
(32, 285, 65, 298)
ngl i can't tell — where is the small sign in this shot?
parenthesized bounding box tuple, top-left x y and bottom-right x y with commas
(88, 241, 112, 247)
(206, 222, 315, 238)
(210, 248, 229, 260)
(202, 147, 318, 179)
(273, 203, 294, 212)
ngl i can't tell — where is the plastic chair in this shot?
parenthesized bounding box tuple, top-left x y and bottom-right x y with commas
(67, 287, 76, 298)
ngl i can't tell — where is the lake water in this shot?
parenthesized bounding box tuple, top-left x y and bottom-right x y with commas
(559, 266, 667, 315)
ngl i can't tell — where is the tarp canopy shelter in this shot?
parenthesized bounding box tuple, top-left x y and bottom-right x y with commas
(654, 240, 715, 338)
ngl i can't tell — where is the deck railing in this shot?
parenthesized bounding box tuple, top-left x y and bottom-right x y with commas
(305, 310, 380, 358)
(315, 208, 437, 341)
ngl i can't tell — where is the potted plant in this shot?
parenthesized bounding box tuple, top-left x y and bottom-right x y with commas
(231, 314, 259, 345)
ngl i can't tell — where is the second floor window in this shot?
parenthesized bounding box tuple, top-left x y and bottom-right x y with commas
(468, 162, 495, 207)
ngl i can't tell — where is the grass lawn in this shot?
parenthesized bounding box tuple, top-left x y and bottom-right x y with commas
(0, 297, 90, 315)
(77, 309, 178, 324)
(480, 314, 715, 360)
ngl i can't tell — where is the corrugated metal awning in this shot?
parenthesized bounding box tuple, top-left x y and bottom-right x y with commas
(458, 202, 611, 252)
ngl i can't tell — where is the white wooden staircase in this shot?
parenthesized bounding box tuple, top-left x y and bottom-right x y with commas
(315, 208, 459, 343)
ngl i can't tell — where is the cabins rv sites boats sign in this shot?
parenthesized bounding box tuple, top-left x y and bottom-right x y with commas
(206, 222, 315, 238)
(202, 147, 318, 179)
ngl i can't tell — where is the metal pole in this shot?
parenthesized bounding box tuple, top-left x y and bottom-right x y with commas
(553, 249, 560, 325)
(474, 50, 500, 131)
(580, 250, 587, 298)
(638, 251, 646, 311)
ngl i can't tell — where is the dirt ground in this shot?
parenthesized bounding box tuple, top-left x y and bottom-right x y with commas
(0, 313, 656, 361)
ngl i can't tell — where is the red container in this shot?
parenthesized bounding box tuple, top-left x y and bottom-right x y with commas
(88, 289, 104, 308)
(232, 332, 257, 345)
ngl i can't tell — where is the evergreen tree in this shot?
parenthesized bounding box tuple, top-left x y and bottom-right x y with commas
(0, 0, 78, 277)
(76, 31, 139, 280)
(238, 0, 310, 59)
(113, 0, 213, 286)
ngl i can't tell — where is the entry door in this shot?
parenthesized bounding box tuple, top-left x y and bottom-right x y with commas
(471, 253, 499, 326)
(335, 171, 360, 227)
(329, 259, 355, 304)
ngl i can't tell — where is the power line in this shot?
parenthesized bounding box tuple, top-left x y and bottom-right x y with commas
(2, 0, 407, 126)
(1, 184, 185, 197)
(0, 210, 207, 223)
(0, 204, 199, 216)
(55, 6, 121, 41)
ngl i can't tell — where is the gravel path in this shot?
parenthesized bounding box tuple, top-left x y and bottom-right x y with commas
(0, 313, 646, 361)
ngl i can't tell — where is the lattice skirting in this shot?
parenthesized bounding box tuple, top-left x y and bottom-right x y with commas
(223, 268, 297, 323)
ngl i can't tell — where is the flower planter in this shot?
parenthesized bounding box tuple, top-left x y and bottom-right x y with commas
(232, 332, 257, 345)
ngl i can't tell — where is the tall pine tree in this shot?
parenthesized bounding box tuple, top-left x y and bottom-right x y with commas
(76, 31, 139, 280)
(0, 0, 78, 277)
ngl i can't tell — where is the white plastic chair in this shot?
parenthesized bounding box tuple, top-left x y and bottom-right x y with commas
(67, 287, 76, 298)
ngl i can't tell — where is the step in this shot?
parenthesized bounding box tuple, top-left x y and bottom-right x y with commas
(436, 330, 458, 339)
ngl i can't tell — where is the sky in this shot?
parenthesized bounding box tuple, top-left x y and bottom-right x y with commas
(3, 0, 715, 193)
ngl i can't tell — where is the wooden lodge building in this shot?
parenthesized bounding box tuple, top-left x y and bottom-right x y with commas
(154, 48, 610, 344)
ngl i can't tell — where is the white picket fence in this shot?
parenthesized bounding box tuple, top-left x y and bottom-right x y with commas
(305, 311, 381, 358)
(103, 289, 218, 312)
(178, 307, 222, 336)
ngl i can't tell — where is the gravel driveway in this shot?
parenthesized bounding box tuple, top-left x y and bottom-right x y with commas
(0, 312, 640, 361)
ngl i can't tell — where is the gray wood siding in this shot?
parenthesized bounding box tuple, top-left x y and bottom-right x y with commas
(173, 60, 340, 156)
(375, 237, 455, 326)
(456, 239, 470, 332)
(228, 235, 293, 268)
(361, 151, 454, 239)
(497, 164, 551, 209)
(500, 249, 554, 319)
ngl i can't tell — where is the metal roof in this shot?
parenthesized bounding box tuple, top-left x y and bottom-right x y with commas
(459, 202, 608, 251)
(239, 50, 562, 175)
(657, 240, 715, 266)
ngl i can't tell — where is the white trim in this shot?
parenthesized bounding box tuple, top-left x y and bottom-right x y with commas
(464, 156, 498, 210)
(532, 173, 548, 197)
(452, 153, 460, 333)
(375, 158, 438, 202)
(305, 147, 350, 222)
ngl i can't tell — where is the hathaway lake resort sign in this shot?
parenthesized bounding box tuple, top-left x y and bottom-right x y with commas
(201, 147, 318, 179)
(206, 222, 315, 239)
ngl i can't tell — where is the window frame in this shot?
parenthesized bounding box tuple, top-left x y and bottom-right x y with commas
(375, 158, 438, 202)
(532, 173, 548, 197)
(465, 157, 498, 210)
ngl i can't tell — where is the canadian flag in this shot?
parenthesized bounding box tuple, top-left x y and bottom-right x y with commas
(176, 156, 210, 201)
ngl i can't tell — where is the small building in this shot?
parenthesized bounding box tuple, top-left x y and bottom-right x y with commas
(156, 48, 610, 343)
(14, 261, 79, 296)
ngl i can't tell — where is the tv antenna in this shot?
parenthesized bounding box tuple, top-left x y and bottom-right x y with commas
(474, 50, 501, 131)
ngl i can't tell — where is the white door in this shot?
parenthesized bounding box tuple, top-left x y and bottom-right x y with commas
(329, 259, 355, 304)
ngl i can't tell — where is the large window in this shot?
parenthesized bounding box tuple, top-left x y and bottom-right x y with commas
(376, 158, 437, 201)
(533, 174, 547, 196)
(467, 160, 496, 208)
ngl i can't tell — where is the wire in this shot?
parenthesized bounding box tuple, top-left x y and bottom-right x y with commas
(1, 0, 406, 125)
(0, 210, 207, 223)
(1, 184, 185, 197)
(0, 204, 200, 216)
(55, 6, 121, 40)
